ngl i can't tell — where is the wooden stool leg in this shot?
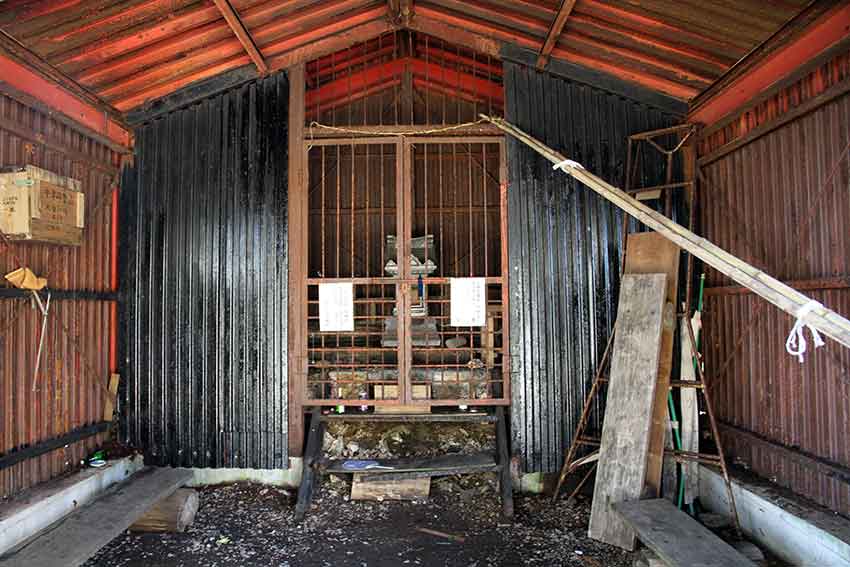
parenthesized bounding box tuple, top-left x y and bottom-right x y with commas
(295, 407, 324, 521)
(495, 406, 514, 519)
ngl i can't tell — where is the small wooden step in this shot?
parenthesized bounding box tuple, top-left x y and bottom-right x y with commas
(0, 467, 192, 567)
(323, 451, 498, 481)
(613, 499, 756, 567)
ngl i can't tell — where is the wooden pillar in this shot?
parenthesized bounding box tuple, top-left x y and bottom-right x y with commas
(288, 63, 307, 457)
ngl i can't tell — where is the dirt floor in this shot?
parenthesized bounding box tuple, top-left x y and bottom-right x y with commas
(85, 474, 636, 567)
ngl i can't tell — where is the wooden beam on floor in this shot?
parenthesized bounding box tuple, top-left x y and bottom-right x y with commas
(1, 468, 192, 567)
(536, 0, 577, 68)
(212, 0, 268, 74)
(614, 499, 756, 567)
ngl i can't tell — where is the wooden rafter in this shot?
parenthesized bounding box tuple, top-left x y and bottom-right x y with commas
(388, 0, 414, 27)
(0, 29, 125, 124)
(211, 0, 268, 74)
(536, 0, 577, 68)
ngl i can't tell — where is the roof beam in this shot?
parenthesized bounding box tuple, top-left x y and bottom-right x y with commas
(0, 29, 130, 147)
(387, 0, 413, 27)
(537, 0, 577, 68)
(689, 1, 850, 125)
(211, 0, 268, 74)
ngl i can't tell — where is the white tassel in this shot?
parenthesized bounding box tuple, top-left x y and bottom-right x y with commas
(785, 300, 826, 363)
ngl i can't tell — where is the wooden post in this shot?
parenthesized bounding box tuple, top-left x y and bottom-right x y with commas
(495, 406, 514, 518)
(288, 63, 307, 457)
(295, 407, 324, 521)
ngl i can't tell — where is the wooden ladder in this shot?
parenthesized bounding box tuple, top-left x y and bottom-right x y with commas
(552, 124, 741, 534)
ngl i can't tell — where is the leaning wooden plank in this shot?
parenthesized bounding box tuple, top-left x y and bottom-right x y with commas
(625, 232, 680, 499)
(588, 274, 667, 550)
(614, 499, 756, 567)
(1, 467, 192, 567)
(482, 114, 850, 351)
(129, 488, 199, 533)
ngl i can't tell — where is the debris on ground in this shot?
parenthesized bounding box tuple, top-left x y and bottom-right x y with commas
(85, 477, 635, 567)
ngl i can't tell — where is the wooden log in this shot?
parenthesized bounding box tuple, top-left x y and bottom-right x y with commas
(482, 114, 850, 352)
(351, 476, 430, 501)
(129, 489, 199, 533)
(588, 274, 667, 550)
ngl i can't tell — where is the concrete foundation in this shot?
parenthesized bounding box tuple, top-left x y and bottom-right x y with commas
(700, 465, 850, 566)
(183, 458, 303, 489)
(0, 455, 144, 557)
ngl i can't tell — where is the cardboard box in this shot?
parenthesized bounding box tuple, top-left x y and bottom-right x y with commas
(0, 165, 84, 246)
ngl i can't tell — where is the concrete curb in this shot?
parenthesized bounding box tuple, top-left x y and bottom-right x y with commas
(0, 455, 145, 557)
(700, 465, 850, 566)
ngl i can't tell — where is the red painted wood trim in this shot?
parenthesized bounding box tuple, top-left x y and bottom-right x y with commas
(0, 53, 130, 147)
(689, 4, 850, 125)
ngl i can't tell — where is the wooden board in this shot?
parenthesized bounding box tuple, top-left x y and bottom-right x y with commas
(129, 488, 199, 533)
(103, 373, 120, 422)
(351, 476, 430, 500)
(613, 499, 756, 567)
(374, 405, 431, 414)
(624, 232, 680, 499)
(1, 467, 192, 567)
(588, 273, 667, 550)
(324, 451, 497, 476)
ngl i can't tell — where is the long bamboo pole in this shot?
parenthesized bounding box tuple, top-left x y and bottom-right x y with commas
(482, 114, 850, 351)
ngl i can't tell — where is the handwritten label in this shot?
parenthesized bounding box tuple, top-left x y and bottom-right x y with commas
(450, 278, 486, 327)
(319, 282, 354, 332)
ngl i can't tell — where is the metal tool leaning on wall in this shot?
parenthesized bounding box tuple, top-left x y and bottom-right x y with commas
(4, 266, 50, 391)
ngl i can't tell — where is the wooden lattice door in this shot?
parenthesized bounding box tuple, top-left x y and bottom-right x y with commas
(303, 137, 509, 407)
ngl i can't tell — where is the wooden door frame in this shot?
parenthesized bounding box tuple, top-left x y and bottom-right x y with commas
(288, 131, 510, 455)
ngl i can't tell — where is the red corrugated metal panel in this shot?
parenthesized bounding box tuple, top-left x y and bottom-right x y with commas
(0, 90, 120, 498)
(699, 51, 850, 515)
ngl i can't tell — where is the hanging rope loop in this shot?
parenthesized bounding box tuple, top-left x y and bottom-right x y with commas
(786, 299, 826, 363)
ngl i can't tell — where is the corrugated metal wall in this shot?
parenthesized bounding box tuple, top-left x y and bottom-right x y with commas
(698, 50, 850, 515)
(0, 90, 121, 497)
(120, 72, 289, 469)
(504, 62, 678, 472)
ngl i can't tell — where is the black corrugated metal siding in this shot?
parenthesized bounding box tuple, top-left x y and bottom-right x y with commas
(504, 62, 678, 472)
(119, 72, 289, 469)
